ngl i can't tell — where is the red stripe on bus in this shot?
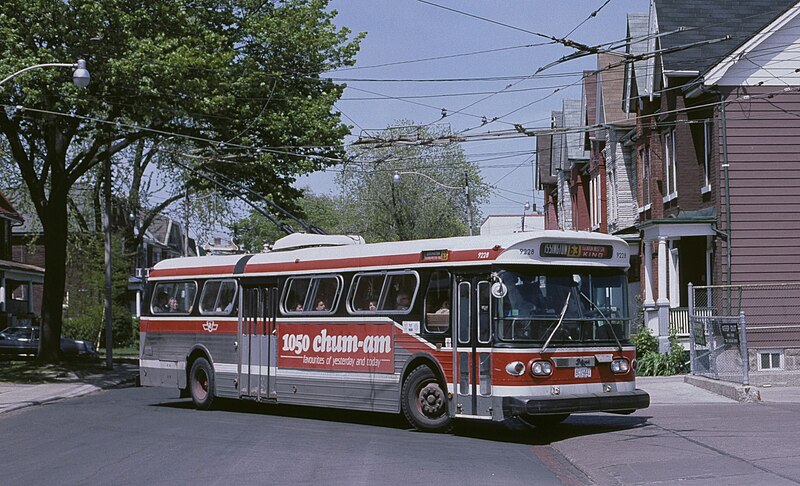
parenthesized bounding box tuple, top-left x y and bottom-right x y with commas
(148, 248, 503, 279)
(149, 265, 238, 278)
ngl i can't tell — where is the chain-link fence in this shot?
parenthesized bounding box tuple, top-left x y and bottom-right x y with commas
(689, 283, 800, 385)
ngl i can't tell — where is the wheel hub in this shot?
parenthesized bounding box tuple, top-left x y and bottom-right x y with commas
(419, 384, 444, 416)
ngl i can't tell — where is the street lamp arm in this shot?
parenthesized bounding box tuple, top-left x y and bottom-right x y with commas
(393, 170, 462, 190)
(0, 60, 90, 88)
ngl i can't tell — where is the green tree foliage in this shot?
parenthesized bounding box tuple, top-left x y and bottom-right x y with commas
(0, 0, 362, 360)
(234, 191, 346, 252)
(633, 328, 688, 376)
(337, 124, 489, 242)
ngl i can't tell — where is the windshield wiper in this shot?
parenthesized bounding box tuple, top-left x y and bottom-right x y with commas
(579, 292, 624, 352)
(541, 292, 571, 353)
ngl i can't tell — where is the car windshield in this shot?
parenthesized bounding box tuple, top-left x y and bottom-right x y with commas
(0, 327, 34, 339)
(494, 267, 630, 344)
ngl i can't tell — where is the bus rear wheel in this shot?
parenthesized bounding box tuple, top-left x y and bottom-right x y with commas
(401, 366, 452, 433)
(189, 357, 215, 410)
(520, 413, 570, 428)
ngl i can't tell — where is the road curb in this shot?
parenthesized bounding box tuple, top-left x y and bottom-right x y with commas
(684, 375, 761, 402)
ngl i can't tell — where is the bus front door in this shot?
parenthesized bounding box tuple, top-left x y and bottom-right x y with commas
(240, 286, 278, 400)
(453, 277, 493, 419)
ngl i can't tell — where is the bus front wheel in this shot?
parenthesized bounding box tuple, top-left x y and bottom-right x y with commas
(401, 366, 452, 433)
(189, 357, 215, 410)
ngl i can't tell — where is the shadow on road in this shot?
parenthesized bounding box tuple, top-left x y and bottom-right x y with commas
(153, 396, 650, 444)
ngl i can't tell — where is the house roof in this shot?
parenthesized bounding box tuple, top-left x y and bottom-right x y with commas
(655, 0, 798, 74)
(597, 52, 633, 127)
(0, 191, 23, 224)
(562, 99, 588, 162)
(583, 70, 598, 143)
(624, 12, 650, 105)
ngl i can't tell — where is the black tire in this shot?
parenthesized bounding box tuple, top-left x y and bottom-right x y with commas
(189, 357, 215, 410)
(520, 413, 570, 429)
(401, 366, 452, 433)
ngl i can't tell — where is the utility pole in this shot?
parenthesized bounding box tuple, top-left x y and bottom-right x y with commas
(464, 170, 473, 236)
(102, 155, 113, 370)
(184, 189, 190, 256)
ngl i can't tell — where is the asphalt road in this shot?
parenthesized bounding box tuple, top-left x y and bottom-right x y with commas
(0, 386, 570, 485)
(4, 384, 800, 485)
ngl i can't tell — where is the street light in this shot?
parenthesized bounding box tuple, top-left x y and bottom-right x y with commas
(0, 59, 90, 88)
(521, 201, 531, 232)
(392, 170, 474, 236)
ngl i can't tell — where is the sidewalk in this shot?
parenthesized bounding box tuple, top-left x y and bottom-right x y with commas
(0, 361, 139, 415)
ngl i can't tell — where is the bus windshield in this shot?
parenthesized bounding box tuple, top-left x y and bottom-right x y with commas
(494, 267, 630, 344)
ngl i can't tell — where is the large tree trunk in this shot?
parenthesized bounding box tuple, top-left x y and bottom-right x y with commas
(37, 173, 70, 362)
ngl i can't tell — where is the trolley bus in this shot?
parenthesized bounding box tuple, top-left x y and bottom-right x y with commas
(139, 230, 649, 432)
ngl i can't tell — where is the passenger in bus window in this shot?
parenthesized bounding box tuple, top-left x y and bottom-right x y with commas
(435, 300, 450, 314)
(315, 299, 327, 311)
(294, 302, 303, 312)
(395, 292, 411, 310)
(168, 297, 180, 312)
(368, 300, 378, 311)
(154, 292, 170, 312)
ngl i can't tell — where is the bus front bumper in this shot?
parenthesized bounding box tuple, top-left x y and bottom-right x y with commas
(502, 389, 650, 417)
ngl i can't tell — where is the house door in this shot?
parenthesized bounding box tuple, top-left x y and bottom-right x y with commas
(240, 285, 278, 400)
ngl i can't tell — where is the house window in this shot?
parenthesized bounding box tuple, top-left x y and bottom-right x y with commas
(663, 129, 678, 202)
(640, 147, 652, 210)
(609, 169, 618, 225)
(759, 350, 783, 371)
(590, 176, 601, 230)
(702, 121, 712, 194)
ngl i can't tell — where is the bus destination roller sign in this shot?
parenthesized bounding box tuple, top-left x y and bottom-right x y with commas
(540, 242, 613, 259)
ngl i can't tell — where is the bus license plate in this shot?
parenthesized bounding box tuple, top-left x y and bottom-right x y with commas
(575, 367, 592, 378)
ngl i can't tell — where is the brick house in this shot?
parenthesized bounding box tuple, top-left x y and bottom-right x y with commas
(625, 0, 800, 365)
(0, 191, 44, 328)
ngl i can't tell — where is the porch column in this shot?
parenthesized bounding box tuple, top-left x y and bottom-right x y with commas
(0, 273, 6, 313)
(643, 239, 655, 306)
(657, 237, 670, 352)
(669, 243, 680, 307)
(26, 282, 34, 313)
(642, 239, 658, 337)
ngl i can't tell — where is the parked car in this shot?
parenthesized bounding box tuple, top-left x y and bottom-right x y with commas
(0, 326, 98, 358)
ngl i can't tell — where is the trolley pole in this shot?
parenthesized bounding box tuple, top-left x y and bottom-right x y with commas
(464, 170, 473, 236)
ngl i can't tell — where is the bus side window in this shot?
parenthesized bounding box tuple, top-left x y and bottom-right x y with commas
(349, 273, 385, 312)
(151, 281, 197, 315)
(283, 277, 312, 313)
(424, 270, 451, 333)
(199, 279, 238, 315)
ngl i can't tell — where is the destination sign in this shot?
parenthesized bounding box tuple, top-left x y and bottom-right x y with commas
(421, 249, 450, 262)
(540, 243, 613, 259)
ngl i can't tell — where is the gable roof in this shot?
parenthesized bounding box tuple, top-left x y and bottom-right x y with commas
(655, 0, 798, 74)
(0, 191, 23, 224)
(624, 12, 651, 106)
(703, 4, 800, 86)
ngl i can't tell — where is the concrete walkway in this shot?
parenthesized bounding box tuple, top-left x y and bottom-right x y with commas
(0, 362, 139, 414)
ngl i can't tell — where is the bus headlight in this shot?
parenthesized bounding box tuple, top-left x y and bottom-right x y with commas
(530, 360, 553, 377)
(611, 358, 630, 374)
(505, 361, 526, 376)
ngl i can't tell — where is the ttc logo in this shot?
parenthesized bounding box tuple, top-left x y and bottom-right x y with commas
(202, 321, 219, 333)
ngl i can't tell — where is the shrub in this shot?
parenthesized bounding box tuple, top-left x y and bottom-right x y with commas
(633, 328, 688, 376)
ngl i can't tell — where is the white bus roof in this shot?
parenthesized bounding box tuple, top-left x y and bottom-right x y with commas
(149, 230, 629, 280)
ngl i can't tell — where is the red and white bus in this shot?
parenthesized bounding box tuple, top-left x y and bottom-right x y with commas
(140, 230, 649, 432)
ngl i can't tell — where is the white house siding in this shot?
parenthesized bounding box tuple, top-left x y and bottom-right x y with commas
(604, 137, 639, 233)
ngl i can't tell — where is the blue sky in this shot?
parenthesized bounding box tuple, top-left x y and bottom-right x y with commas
(295, 0, 650, 218)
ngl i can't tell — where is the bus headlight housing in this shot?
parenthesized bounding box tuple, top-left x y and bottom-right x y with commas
(505, 361, 526, 376)
(611, 358, 630, 374)
(530, 360, 553, 377)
